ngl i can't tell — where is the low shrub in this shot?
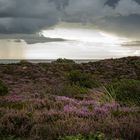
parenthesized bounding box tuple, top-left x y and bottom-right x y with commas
(53, 58, 75, 64)
(58, 133, 114, 140)
(0, 111, 33, 137)
(0, 135, 25, 140)
(0, 80, 8, 96)
(19, 60, 30, 65)
(68, 70, 100, 88)
(106, 79, 140, 106)
(51, 84, 88, 97)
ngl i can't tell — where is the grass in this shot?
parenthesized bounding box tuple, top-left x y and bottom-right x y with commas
(105, 79, 140, 106)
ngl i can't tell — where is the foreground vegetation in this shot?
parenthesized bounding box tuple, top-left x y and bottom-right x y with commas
(0, 57, 140, 140)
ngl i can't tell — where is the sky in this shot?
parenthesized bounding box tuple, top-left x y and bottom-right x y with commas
(0, 0, 140, 59)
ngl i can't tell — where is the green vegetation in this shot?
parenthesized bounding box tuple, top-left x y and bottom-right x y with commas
(0, 57, 140, 140)
(58, 133, 115, 140)
(19, 60, 30, 64)
(54, 58, 75, 64)
(106, 79, 140, 106)
(0, 80, 8, 96)
(68, 70, 100, 88)
(50, 84, 88, 97)
(0, 136, 25, 140)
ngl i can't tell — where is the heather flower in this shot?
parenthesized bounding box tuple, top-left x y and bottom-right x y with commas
(119, 107, 139, 113)
(4, 95, 24, 103)
(56, 96, 77, 104)
(55, 96, 80, 108)
(102, 102, 120, 111)
(93, 106, 109, 117)
(75, 107, 93, 117)
(79, 100, 99, 106)
(63, 105, 77, 113)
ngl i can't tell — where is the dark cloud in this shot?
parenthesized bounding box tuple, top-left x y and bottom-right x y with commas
(0, 0, 140, 39)
(94, 14, 140, 39)
(105, 0, 120, 8)
(0, 18, 59, 34)
(122, 41, 140, 47)
(0, 0, 61, 33)
(0, 34, 66, 44)
(135, 0, 140, 5)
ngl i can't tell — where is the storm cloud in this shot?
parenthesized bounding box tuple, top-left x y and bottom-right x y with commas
(0, 0, 140, 39)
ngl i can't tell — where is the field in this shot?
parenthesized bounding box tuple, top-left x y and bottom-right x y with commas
(0, 57, 140, 140)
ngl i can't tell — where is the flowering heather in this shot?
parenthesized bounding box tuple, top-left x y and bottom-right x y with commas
(118, 107, 140, 113)
(4, 95, 24, 103)
(79, 99, 99, 106)
(0, 95, 140, 140)
(55, 96, 78, 105)
(103, 102, 120, 110)
(64, 104, 77, 113)
(0, 57, 140, 140)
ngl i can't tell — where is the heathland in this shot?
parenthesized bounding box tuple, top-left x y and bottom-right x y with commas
(0, 57, 140, 140)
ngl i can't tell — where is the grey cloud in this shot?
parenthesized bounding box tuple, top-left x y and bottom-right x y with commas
(62, 0, 140, 39)
(115, 0, 140, 16)
(0, 34, 66, 44)
(0, 0, 61, 33)
(0, 0, 140, 39)
(0, 17, 58, 34)
(95, 14, 140, 39)
(105, 0, 120, 8)
(122, 41, 140, 47)
(135, 0, 140, 5)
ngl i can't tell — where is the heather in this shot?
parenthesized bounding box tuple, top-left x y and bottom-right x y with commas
(0, 57, 140, 140)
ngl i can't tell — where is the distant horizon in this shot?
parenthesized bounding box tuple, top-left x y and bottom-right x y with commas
(0, 56, 140, 65)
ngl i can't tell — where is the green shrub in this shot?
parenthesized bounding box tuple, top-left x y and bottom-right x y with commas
(131, 60, 140, 68)
(53, 58, 75, 64)
(53, 84, 88, 97)
(0, 112, 33, 137)
(68, 70, 99, 88)
(106, 79, 140, 106)
(0, 80, 8, 96)
(58, 133, 113, 140)
(19, 60, 30, 65)
(0, 136, 25, 140)
(0, 102, 27, 110)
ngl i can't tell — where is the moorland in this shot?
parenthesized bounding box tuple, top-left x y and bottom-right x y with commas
(0, 56, 140, 140)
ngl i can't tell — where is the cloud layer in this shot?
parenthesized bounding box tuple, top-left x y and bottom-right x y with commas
(0, 0, 140, 39)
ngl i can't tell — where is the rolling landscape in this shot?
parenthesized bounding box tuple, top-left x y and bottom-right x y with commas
(0, 57, 140, 140)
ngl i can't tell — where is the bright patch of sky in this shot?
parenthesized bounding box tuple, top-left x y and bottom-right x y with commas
(0, 24, 140, 59)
